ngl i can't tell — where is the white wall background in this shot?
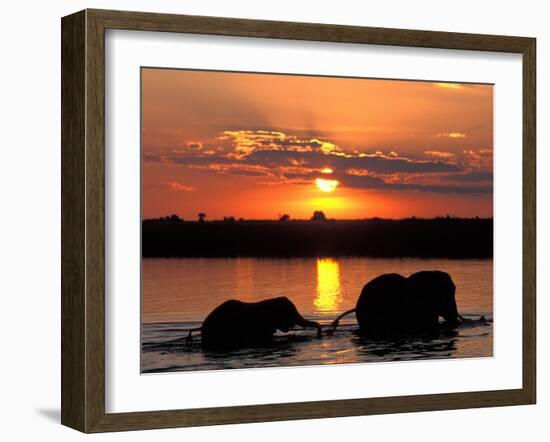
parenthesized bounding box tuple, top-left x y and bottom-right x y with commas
(0, 0, 547, 440)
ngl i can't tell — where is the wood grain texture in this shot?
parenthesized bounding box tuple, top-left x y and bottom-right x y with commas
(522, 38, 537, 403)
(61, 10, 86, 432)
(85, 9, 107, 432)
(89, 8, 532, 52)
(60, 8, 537, 433)
(90, 389, 531, 433)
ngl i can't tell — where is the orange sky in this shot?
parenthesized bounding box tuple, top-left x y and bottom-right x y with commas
(141, 68, 493, 220)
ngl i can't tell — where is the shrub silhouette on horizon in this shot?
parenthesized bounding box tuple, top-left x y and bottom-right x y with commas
(311, 211, 327, 221)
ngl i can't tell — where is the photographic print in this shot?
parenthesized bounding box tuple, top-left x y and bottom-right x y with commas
(140, 68, 494, 374)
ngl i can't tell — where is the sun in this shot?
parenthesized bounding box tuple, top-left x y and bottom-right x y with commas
(316, 178, 339, 192)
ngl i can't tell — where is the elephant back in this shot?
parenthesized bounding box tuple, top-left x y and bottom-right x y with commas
(202, 300, 267, 347)
(201, 298, 291, 348)
(356, 273, 409, 335)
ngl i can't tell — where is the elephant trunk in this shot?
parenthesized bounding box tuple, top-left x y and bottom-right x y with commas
(296, 316, 322, 337)
(326, 308, 356, 335)
(442, 300, 461, 326)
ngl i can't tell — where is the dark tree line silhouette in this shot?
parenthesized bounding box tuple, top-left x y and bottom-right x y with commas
(142, 214, 493, 259)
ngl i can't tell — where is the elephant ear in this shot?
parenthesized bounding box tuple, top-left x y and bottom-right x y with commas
(431, 272, 459, 322)
(265, 296, 299, 330)
(409, 271, 457, 319)
(424, 271, 453, 290)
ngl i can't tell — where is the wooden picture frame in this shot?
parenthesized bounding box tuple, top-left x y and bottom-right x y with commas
(61, 8, 536, 433)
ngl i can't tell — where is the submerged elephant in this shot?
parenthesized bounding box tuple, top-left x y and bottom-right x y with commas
(186, 296, 322, 348)
(329, 271, 466, 336)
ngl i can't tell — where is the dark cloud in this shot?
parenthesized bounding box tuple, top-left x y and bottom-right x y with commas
(440, 171, 493, 183)
(341, 173, 492, 193)
(282, 170, 317, 180)
(158, 155, 235, 166)
(143, 153, 163, 163)
(225, 169, 271, 177)
(280, 169, 491, 193)
(244, 150, 462, 174)
(143, 130, 492, 194)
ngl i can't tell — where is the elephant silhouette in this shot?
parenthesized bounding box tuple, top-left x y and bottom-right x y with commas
(186, 296, 321, 349)
(329, 271, 468, 336)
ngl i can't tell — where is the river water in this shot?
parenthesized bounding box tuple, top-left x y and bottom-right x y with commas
(141, 257, 493, 373)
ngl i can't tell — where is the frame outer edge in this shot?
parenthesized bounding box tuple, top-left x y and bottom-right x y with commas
(84, 9, 108, 433)
(60, 8, 537, 433)
(522, 38, 536, 404)
(61, 10, 87, 432)
(86, 8, 532, 52)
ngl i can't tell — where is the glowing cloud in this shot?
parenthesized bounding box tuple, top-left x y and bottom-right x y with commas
(425, 150, 456, 159)
(437, 132, 467, 139)
(168, 181, 196, 192)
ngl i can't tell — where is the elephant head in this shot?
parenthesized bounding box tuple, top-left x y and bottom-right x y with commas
(408, 271, 461, 326)
(265, 297, 322, 336)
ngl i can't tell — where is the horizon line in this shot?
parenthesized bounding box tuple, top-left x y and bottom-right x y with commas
(143, 215, 494, 222)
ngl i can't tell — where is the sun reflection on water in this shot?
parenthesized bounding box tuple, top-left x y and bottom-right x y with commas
(314, 258, 342, 314)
